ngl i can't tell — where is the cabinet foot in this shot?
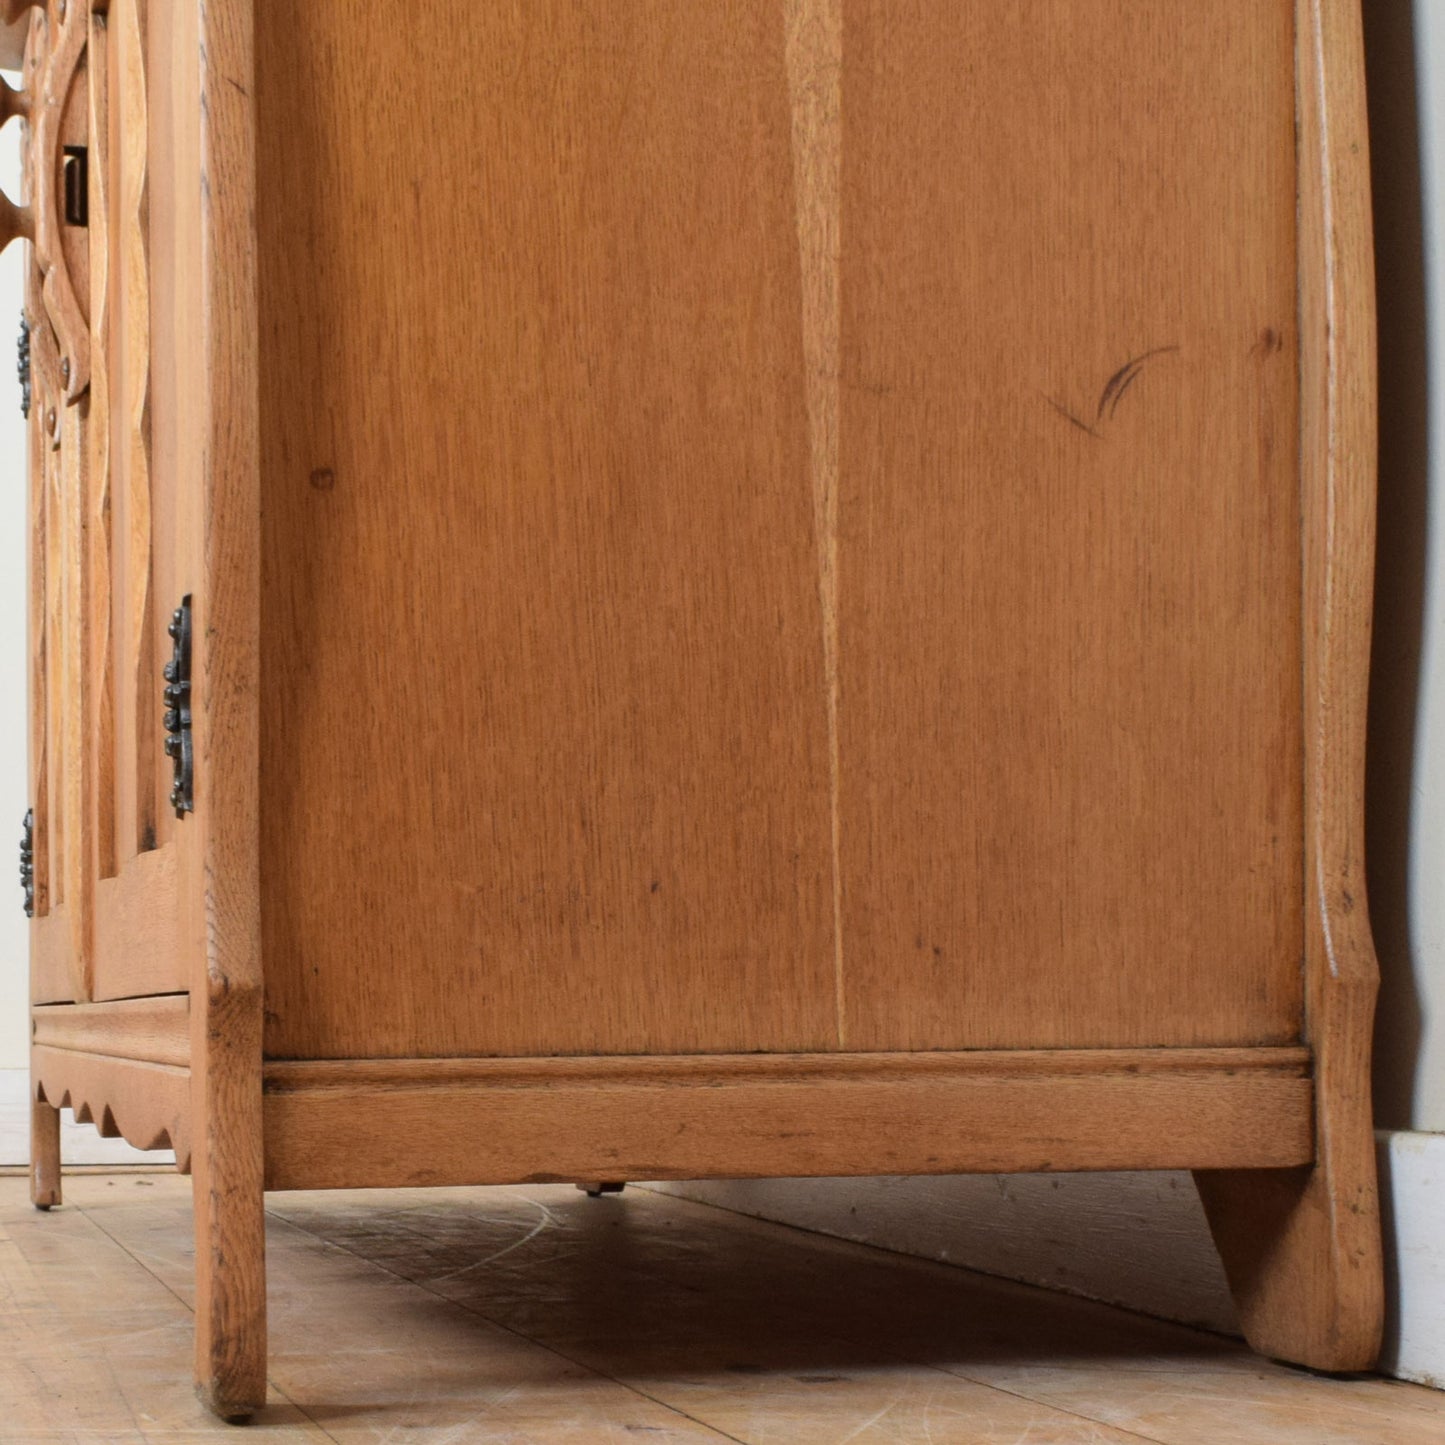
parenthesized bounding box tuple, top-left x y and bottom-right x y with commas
(577, 1181, 627, 1198)
(30, 1092, 61, 1210)
(191, 1163, 268, 1420)
(1193, 1161, 1383, 1373)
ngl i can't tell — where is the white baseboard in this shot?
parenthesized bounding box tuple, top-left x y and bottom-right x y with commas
(0, 1067, 173, 1167)
(651, 1128, 1445, 1390)
(1380, 1130, 1445, 1389)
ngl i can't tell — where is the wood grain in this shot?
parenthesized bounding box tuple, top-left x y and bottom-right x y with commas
(29, 910, 70, 1003)
(12, 1174, 1443, 1444)
(255, 1, 1311, 1060)
(785, 0, 845, 1042)
(32, 848, 181, 1003)
(1195, 0, 1384, 1374)
(837, 0, 1304, 1051)
(32, 1043, 190, 1164)
(58, 395, 91, 999)
(25, 88, 50, 921)
(87, 6, 116, 891)
(168, 0, 267, 1417)
(29, 1094, 61, 1210)
(21, 0, 1384, 1398)
(91, 843, 182, 999)
(110, 0, 156, 864)
(255, 0, 837, 1061)
(261, 1048, 1314, 1191)
(33, 993, 189, 1066)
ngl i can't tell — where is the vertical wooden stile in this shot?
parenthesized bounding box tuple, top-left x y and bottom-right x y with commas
(1195, 0, 1384, 1372)
(109, 0, 152, 862)
(178, 0, 266, 1417)
(87, 6, 115, 884)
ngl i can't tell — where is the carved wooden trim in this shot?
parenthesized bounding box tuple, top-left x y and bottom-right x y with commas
(32, 1042, 190, 1167)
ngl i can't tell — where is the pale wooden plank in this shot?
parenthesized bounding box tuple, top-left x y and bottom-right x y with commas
(91, 843, 183, 1000)
(838, 0, 1304, 1052)
(255, 0, 837, 1063)
(86, 8, 115, 887)
(0, 1177, 329, 1441)
(24, 1175, 746, 1441)
(261, 1049, 1314, 1190)
(13, 1175, 1442, 1442)
(1194, 0, 1385, 1374)
(157, 0, 270, 1415)
(109, 0, 157, 864)
(33, 994, 189, 1066)
(29, 909, 73, 1003)
(259, 1180, 1445, 1445)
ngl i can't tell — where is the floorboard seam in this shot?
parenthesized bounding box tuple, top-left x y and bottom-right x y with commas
(73, 1197, 196, 1316)
(920, 1365, 1169, 1445)
(266, 1207, 750, 1443)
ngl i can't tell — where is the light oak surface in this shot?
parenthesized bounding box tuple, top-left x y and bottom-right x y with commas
(163, 0, 269, 1416)
(1195, 0, 1384, 1375)
(255, 0, 1305, 1064)
(260, 1048, 1314, 1191)
(20, 0, 1385, 1408)
(32, 994, 188, 1066)
(0, 1172, 1439, 1444)
(256, 0, 839, 1062)
(31, 1045, 189, 1163)
(835, 0, 1303, 1054)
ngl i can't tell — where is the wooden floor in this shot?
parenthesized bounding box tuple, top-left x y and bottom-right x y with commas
(1, 1172, 1441, 1443)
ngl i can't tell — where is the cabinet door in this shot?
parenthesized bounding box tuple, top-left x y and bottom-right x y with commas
(26, 0, 182, 1007)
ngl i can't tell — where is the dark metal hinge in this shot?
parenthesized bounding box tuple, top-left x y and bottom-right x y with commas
(163, 597, 194, 819)
(19, 809, 34, 918)
(17, 313, 29, 420)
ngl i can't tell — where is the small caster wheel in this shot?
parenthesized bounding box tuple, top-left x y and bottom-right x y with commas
(577, 1181, 626, 1198)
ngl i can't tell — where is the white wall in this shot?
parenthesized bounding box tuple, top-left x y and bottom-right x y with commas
(1, 99, 28, 1073)
(1369, 0, 1445, 1137)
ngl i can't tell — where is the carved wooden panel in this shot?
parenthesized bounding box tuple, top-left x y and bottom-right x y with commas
(20, 0, 178, 1006)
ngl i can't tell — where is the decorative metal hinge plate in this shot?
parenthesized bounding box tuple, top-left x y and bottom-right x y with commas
(17, 313, 30, 420)
(163, 597, 194, 818)
(19, 809, 34, 918)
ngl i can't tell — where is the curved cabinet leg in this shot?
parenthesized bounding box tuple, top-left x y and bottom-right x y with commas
(30, 1091, 61, 1210)
(1215, 0, 1387, 1382)
(1194, 1154, 1382, 1372)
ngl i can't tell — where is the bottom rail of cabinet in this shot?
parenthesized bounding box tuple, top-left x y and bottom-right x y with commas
(26, 1045, 1316, 1189)
(260, 1047, 1313, 1190)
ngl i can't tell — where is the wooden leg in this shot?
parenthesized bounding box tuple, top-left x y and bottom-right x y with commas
(190, 972, 268, 1422)
(30, 1091, 62, 1211)
(191, 1140, 267, 1420)
(1194, 1163, 1381, 1373)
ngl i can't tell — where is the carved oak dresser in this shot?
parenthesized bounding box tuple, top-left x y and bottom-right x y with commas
(5, 0, 1383, 1418)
